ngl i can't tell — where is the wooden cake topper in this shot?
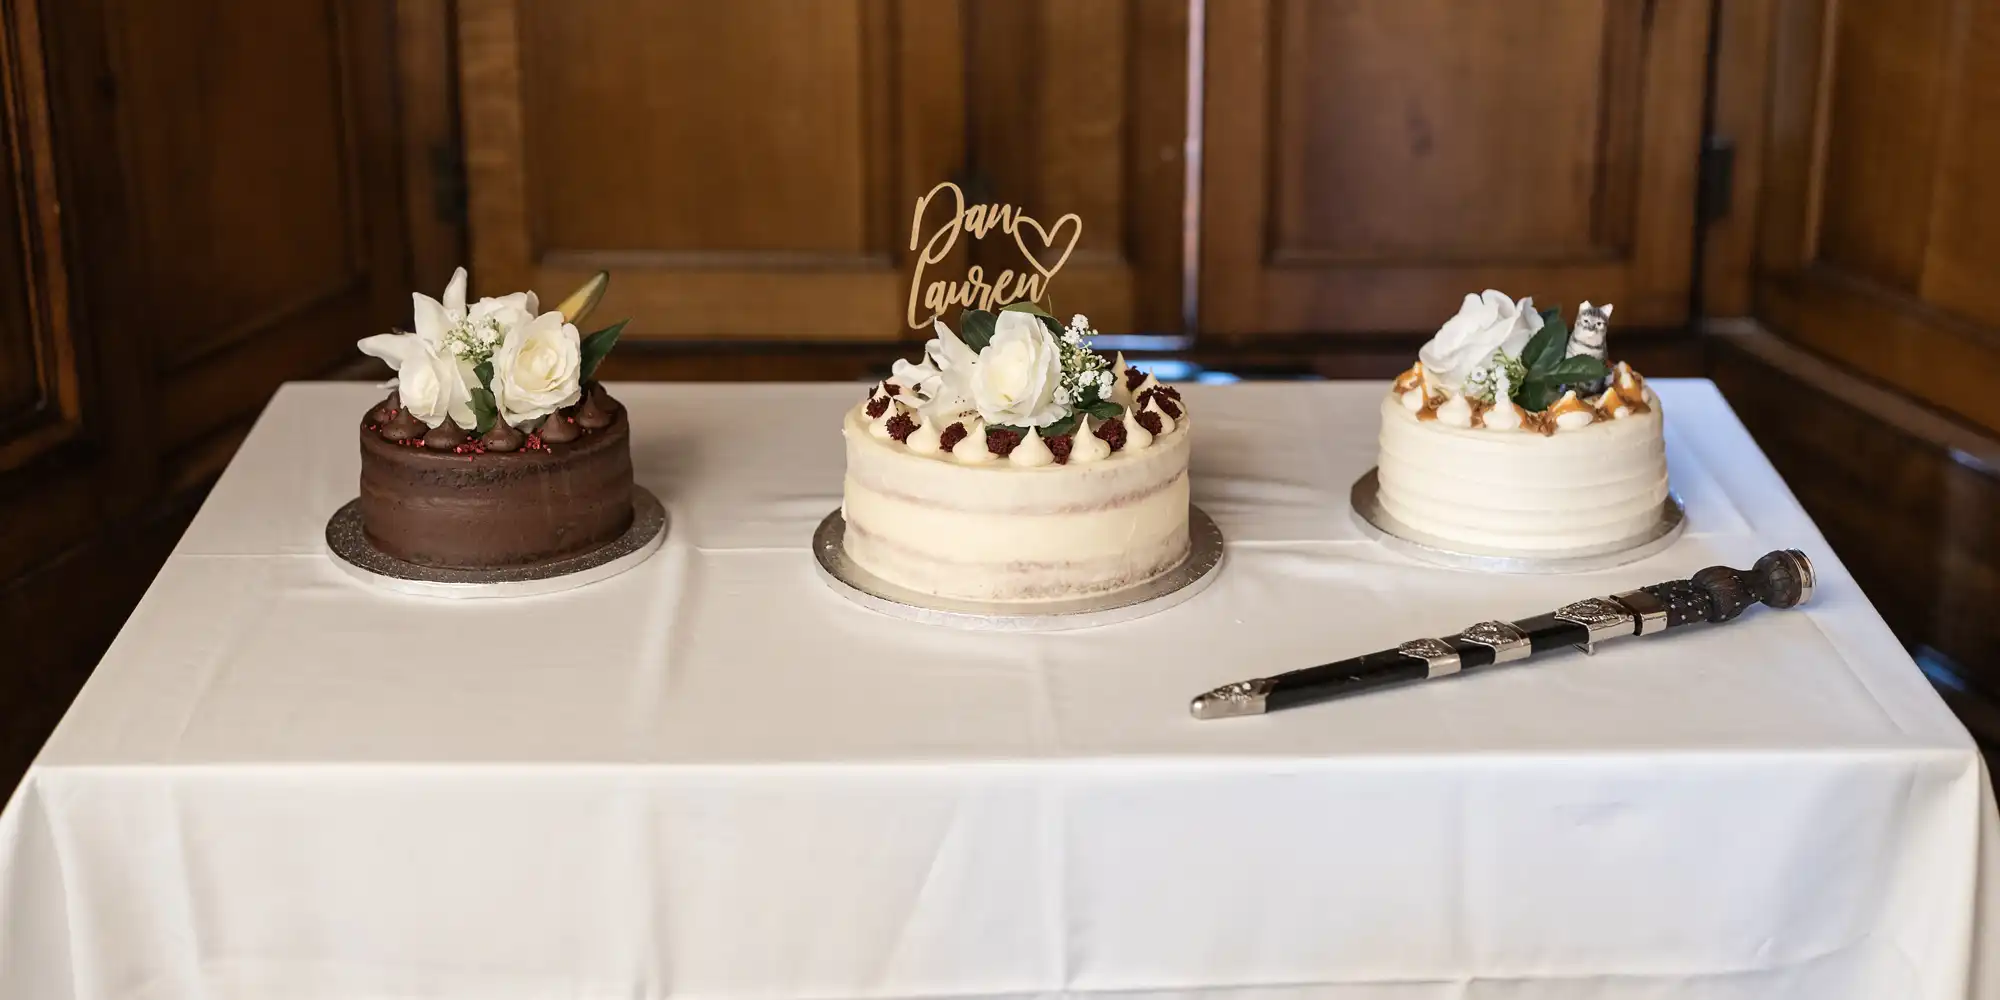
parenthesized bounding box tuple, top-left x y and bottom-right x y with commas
(906, 180, 1080, 329)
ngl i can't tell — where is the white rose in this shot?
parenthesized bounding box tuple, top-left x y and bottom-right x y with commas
(491, 311, 584, 428)
(1416, 290, 1543, 390)
(357, 331, 476, 429)
(969, 311, 1064, 428)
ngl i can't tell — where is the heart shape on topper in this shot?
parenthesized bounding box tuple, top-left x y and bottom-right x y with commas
(1012, 212, 1082, 286)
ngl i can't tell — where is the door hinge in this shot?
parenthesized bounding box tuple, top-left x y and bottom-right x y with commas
(430, 143, 467, 228)
(1699, 135, 1736, 226)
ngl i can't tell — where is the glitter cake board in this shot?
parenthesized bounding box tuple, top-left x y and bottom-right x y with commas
(325, 488, 667, 599)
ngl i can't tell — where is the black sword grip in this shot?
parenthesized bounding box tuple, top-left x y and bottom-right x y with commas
(1640, 550, 1816, 629)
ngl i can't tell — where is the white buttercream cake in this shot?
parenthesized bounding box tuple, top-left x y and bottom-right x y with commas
(841, 309, 1191, 602)
(1377, 291, 1668, 554)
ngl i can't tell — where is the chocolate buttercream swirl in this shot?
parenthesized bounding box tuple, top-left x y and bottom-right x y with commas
(423, 420, 469, 451)
(574, 383, 618, 430)
(537, 412, 581, 444)
(379, 407, 426, 442)
(479, 421, 526, 452)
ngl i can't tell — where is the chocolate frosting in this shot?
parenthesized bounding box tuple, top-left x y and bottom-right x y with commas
(380, 407, 426, 442)
(359, 408, 633, 568)
(574, 383, 617, 429)
(368, 391, 400, 425)
(424, 420, 469, 451)
(479, 421, 526, 452)
(537, 411, 581, 444)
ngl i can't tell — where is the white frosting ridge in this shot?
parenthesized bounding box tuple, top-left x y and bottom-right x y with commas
(841, 403, 1191, 602)
(1375, 393, 1668, 552)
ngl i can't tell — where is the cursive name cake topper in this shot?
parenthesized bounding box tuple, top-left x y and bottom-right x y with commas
(906, 180, 1081, 329)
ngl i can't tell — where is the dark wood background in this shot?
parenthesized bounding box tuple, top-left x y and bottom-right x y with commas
(0, 0, 1995, 793)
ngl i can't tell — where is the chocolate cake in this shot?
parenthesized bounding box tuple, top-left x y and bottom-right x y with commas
(351, 266, 638, 570)
(359, 389, 633, 568)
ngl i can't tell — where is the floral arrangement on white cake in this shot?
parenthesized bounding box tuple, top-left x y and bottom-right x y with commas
(862, 303, 1185, 467)
(359, 269, 628, 452)
(1395, 290, 1651, 434)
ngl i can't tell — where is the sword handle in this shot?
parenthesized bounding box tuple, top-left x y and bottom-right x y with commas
(1616, 549, 1816, 634)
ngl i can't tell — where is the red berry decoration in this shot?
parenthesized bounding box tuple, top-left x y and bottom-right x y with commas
(865, 394, 891, 419)
(886, 412, 917, 442)
(1139, 387, 1183, 420)
(1136, 411, 1163, 436)
(938, 421, 967, 452)
(1046, 433, 1074, 464)
(985, 426, 1023, 457)
(1094, 418, 1127, 452)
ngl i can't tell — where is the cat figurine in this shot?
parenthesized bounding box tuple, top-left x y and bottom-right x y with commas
(1564, 301, 1613, 395)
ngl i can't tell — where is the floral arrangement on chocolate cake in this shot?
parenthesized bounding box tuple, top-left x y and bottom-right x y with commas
(1394, 290, 1650, 434)
(862, 302, 1185, 467)
(358, 269, 627, 454)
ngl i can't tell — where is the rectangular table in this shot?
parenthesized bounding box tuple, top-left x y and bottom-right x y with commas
(3, 381, 1995, 1000)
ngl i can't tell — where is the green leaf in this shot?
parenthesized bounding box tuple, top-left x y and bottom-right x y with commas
(468, 386, 499, 436)
(1522, 310, 1570, 375)
(1083, 399, 1124, 420)
(989, 421, 1026, 435)
(578, 318, 628, 384)
(960, 310, 997, 352)
(474, 360, 495, 389)
(1002, 300, 1067, 336)
(1516, 376, 1561, 413)
(1042, 412, 1084, 437)
(1539, 306, 1560, 326)
(1545, 355, 1608, 383)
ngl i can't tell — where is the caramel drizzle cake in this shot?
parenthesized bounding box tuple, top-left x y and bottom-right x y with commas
(841, 307, 1191, 602)
(1377, 292, 1670, 554)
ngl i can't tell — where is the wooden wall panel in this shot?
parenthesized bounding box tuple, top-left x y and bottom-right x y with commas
(1812, 0, 1959, 291)
(463, 0, 962, 342)
(1270, 0, 1624, 263)
(966, 0, 1187, 334)
(522, 0, 877, 257)
(1756, 0, 2000, 436)
(109, 0, 360, 373)
(1203, 0, 1711, 336)
(464, 0, 1186, 341)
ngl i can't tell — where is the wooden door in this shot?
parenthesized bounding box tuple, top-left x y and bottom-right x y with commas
(1201, 0, 1713, 335)
(459, 0, 962, 342)
(458, 0, 1189, 342)
(1757, 0, 2000, 436)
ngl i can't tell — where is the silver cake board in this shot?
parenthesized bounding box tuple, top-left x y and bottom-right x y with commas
(1350, 468, 1685, 574)
(325, 487, 668, 599)
(814, 505, 1224, 632)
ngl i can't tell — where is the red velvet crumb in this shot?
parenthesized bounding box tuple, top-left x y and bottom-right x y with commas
(938, 421, 967, 452)
(985, 426, 1023, 457)
(1046, 433, 1074, 464)
(865, 394, 891, 419)
(1094, 418, 1127, 452)
(1136, 411, 1163, 436)
(882, 381, 902, 396)
(1140, 387, 1184, 420)
(886, 412, 917, 442)
(1124, 367, 1148, 390)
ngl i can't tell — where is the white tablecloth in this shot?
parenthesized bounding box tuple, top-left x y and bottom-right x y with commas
(2, 381, 1994, 1000)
